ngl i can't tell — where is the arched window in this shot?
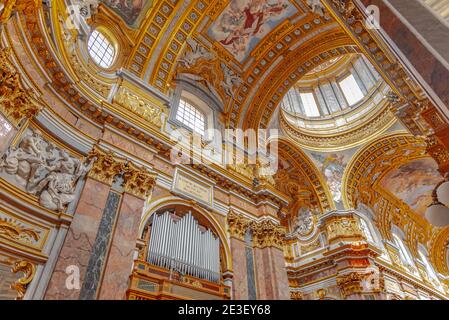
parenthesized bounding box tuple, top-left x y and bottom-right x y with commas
(176, 99, 206, 135)
(339, 74, 364, 105)
(87, 29, 116, 68)
(392, 234, 414, 268)
(299, 92, 320, 117)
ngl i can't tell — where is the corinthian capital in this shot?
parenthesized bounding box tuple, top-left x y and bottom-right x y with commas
(122, 162, 156, 199)
(87, 146, 125, 185)
(227, 210, 250, 240)
(250, 219, 286, 250)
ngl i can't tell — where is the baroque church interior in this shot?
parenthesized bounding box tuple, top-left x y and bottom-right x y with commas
(1, 0, 449, 301)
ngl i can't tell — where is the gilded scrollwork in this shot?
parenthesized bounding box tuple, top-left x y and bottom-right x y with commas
(0, 217, 39, 245)
(10, 260, 35, 300)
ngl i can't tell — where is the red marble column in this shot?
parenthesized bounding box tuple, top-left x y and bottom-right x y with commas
(254, 247, 273, 299)
(44, 177, 111, 299)
(97, 192, 144, 300)
(269, 247, 290, 300)
(230, 237, 249, 300)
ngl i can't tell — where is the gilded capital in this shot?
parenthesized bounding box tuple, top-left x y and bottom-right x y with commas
(87, 146, 125, 186)
(227, 210, 250, 240)
(250, 219, 286, 250)
(0, 0, 41, 24)
(0, 48, 40, 126)
(122, 162, 157, 199)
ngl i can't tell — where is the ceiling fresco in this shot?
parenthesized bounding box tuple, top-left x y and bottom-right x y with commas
(101, 0, 154, 27)
(207, 0, 299, 62)
(380, 158, 442, 217)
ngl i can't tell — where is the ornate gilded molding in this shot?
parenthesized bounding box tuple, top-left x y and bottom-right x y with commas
(429, 226, 449, 275)
(0, 47, 40, 126)
(322, 214, 364, 244)
(122, 162, 156, 199)
(114, 87, 165, 128)
(87, 146, 125, 186)
(10, 260, 35, 300)
(290, 291, 303, 300)
(336, 272, 364, 298)
(0, 217, 40, 245)
(226, 210, 250, 241)
(0, 0, 41, 24)
(250, 219, 286, 250)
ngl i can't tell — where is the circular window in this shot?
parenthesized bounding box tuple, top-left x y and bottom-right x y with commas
(87, 29, 116, 68)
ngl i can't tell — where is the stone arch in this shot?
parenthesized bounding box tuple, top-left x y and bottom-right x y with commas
(273, 136, 335, 212)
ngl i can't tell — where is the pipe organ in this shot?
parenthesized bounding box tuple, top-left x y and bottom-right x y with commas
(147, 211, 221, 283)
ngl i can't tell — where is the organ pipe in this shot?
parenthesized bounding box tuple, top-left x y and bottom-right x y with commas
(147, 211, 220, 283)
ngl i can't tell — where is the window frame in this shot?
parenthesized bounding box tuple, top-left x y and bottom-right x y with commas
(87, 29, 116, 69)
(175, 98, 206, 136)
(338, 73, 365, 106)
(299, 91, 321, 117)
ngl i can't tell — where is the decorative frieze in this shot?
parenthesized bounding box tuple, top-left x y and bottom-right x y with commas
(336, 272, 364, 298)
(226, 210, 250, 240)
(0, 48, 40, 126)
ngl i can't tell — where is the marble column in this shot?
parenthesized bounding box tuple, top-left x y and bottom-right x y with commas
(97, 192, 145, 299)
(227, 210, 251, 299)
(44, 177, 111, 299)
(229, 237, 249, 300)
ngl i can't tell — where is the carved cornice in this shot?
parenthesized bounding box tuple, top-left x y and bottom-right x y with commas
(0, 47, 40, 126)
(226, 210, 250, 241)
(122, 162, 157, 199)
(250, 219, 286, 250)
(10, 260, 35, 300)
(87, 146, 125, 186)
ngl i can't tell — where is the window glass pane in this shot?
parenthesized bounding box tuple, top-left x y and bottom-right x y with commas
(176, 99, 205, 135)
(88, 30, 115, 68)
(299, 92, 320, 117)
(339, 74, 364, 106)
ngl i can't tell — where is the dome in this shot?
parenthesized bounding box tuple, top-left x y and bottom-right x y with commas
(279, 54, 395, 150)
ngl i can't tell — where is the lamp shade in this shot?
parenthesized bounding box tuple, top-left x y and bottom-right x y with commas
(425, 202, 449, 227)
(436, 180, 449, 207)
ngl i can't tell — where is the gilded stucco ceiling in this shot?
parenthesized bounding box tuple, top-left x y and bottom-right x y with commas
(103, 0, 354, 129)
